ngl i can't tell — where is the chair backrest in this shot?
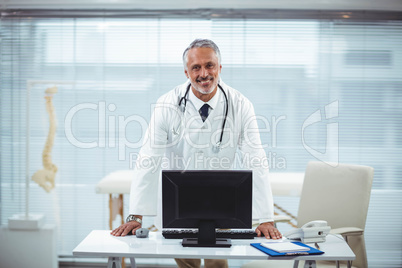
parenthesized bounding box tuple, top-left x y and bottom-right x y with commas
(297, 161, 374, 230)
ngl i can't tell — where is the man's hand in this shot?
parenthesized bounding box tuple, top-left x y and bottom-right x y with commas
(255, 222, 282, 239)
(111, 221, 141, 237)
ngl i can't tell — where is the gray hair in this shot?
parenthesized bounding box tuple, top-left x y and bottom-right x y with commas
(182, 39, 221, 70)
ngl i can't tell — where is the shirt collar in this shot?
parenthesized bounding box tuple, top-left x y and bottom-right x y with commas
(188, 85, 221, 112)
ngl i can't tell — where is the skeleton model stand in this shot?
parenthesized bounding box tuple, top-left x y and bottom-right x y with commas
(32, 86, 58, 192)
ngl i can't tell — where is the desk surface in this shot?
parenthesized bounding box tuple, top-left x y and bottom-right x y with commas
(73, 230, 355, 262)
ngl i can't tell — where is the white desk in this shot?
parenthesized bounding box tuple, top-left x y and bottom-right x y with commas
(73, 230, 354, 268)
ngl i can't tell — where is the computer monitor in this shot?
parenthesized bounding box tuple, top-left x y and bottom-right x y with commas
(162, 170, 252, 248)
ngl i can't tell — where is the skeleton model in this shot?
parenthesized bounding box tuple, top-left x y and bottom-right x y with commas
(31, 86, 58, 192)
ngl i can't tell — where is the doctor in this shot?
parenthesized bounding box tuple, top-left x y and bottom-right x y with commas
(112, 39, 282, 267)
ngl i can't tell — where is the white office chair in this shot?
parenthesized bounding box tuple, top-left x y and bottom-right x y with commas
(242, 161, 374, 268)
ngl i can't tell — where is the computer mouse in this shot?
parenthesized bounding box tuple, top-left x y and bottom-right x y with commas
(135, 228, 149, 238)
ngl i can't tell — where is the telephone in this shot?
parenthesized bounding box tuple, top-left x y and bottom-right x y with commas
(284, 220, 331, 243)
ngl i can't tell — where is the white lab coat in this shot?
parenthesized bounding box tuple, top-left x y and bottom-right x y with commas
(129, 80, 274, 229)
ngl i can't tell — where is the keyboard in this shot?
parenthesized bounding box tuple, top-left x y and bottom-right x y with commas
(162, 229, 258, 240)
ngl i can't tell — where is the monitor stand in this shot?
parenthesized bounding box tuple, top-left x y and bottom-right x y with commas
(181, 220, 232, 248)
(182, 237, 231, 248)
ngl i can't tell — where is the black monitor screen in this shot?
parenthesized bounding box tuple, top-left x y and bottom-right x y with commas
(162, 170, 252, 247)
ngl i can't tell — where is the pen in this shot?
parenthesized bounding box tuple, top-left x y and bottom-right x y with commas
(315, 243, 320, 250)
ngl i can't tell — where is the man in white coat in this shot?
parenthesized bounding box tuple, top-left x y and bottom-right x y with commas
(111, 39, 282, 268)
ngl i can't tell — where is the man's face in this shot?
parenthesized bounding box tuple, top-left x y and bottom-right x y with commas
(185, 47, 222, 96)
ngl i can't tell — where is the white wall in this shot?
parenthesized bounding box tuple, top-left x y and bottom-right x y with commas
(1, 0, 402, 11)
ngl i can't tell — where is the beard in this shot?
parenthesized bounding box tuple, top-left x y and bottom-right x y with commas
(191, 75, 219, 95)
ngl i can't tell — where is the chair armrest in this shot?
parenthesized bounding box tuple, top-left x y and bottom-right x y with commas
(330, 227, 364, 236)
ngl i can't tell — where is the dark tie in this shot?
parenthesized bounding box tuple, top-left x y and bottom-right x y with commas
(199, 104, 210, 122)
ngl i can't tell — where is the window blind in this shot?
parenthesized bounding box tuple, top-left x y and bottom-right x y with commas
(1, 10, 401, 267)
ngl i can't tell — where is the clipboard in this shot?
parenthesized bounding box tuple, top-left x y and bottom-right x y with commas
(250, 242, 324, 256)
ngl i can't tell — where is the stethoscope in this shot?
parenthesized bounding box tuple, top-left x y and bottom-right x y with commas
(178, 83, 228, 153)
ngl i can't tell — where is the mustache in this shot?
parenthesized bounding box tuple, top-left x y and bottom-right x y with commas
(196, 76, 214, 82)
